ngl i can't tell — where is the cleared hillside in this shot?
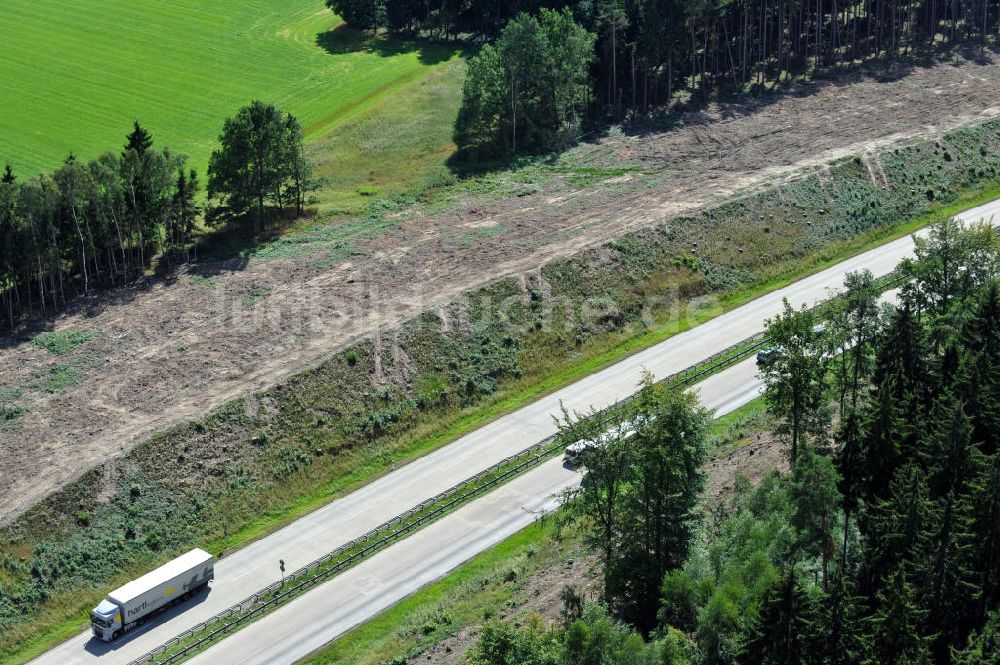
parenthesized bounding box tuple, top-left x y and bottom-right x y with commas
(1, 55, 999, 528)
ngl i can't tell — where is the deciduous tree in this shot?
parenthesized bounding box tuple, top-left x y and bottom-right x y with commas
(207, 101, 313, 232)
(455, 9, 595, 155)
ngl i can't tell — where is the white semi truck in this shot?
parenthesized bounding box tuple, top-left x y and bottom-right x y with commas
(90, 548, 214, 641)
(564, 418, 644, 466)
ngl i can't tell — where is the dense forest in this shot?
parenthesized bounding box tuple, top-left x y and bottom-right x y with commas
(467, 219, 1000, 663)
(329, 0, 1000, 151)
(0, 103, 310, 328)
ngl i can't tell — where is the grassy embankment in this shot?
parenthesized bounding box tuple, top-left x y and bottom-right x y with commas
(0, 0, 466, 215)
(2, 118, 1000, 664)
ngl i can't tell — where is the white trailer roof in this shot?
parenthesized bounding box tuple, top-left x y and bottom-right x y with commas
(109, 548, 212, 604)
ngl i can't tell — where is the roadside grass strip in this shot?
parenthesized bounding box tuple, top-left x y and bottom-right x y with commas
(126, 222, 998, 665)
(129, 439, 566, 665)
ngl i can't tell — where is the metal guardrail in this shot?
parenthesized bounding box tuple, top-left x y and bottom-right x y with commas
(130, 229, 991, 664)
(128, 327, 772, 665)
(129, 434, 566, 665)
(126, 320, 788, 665)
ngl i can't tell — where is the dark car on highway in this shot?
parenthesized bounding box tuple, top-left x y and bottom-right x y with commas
(756, 347, 782, 366)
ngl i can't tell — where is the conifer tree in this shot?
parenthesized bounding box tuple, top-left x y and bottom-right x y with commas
(952, 612, 1000, 664)
(971, 454, 1000, 623)
(860, 464, 938, 598)
(123, 120, 153, 157)
(761, 299, 830, 463)
(166, 169, 200, 260)
(917, 391, 982, 656)
(120, 121, 171, 266)
(789, 445, 842, 590)
(813, 572, 868, 665)
(924, 487, 979, 662)
(861, 305, 927, 501)
(835, 412, 863, 567)
(740, 570, 815, 665)
(863, 571, 933, 665)
(960, 283, 1000, 454)
(615, 381, 709, 630)
(920, 389, 978, 500)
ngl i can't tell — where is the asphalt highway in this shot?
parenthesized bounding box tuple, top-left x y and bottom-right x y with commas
(184, 355, 766, 665)
(30, 198, 1000, 665)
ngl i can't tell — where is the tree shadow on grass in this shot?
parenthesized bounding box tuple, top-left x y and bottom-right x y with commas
(315, 24, 474, 65)
(187, 207, 312, 265)
(443, 44, 1000, 204)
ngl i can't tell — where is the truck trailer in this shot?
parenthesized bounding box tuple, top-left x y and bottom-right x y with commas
(90, 548, 214, 641)
(563, 416, 653, 466)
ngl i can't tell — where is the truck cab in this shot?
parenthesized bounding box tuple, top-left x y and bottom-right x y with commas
(89, 548, 213, 642)
(90, 599, 122, 641)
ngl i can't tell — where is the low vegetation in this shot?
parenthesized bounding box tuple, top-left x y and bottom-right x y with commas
(1, 118, 999, 661)
(0, 1, 453, 177)
(303, 54, 467, 213)
(29, 331, 97, 356)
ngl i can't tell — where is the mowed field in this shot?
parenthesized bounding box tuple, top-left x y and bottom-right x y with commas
(0, 0, 464, 203)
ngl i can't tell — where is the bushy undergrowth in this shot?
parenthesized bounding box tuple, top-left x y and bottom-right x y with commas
(662, 473, 796, 660)
(2, 119, 999, 648)
(29, 331, 97, 357)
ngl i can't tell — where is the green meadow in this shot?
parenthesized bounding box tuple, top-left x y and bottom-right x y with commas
(0, 0, 466, 211)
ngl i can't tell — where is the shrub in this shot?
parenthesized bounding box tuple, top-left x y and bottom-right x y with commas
(0, 404, 27, 423)
(31, 330, 97, 356)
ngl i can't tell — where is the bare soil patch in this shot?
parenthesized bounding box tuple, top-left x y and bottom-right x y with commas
(705, 430, 788, 503)
(2, 55, 999, 522)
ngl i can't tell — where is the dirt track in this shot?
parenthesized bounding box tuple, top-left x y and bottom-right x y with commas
(3, 55, 1000, 523)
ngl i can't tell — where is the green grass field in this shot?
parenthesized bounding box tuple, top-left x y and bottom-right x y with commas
(0, 0, 465, 210)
